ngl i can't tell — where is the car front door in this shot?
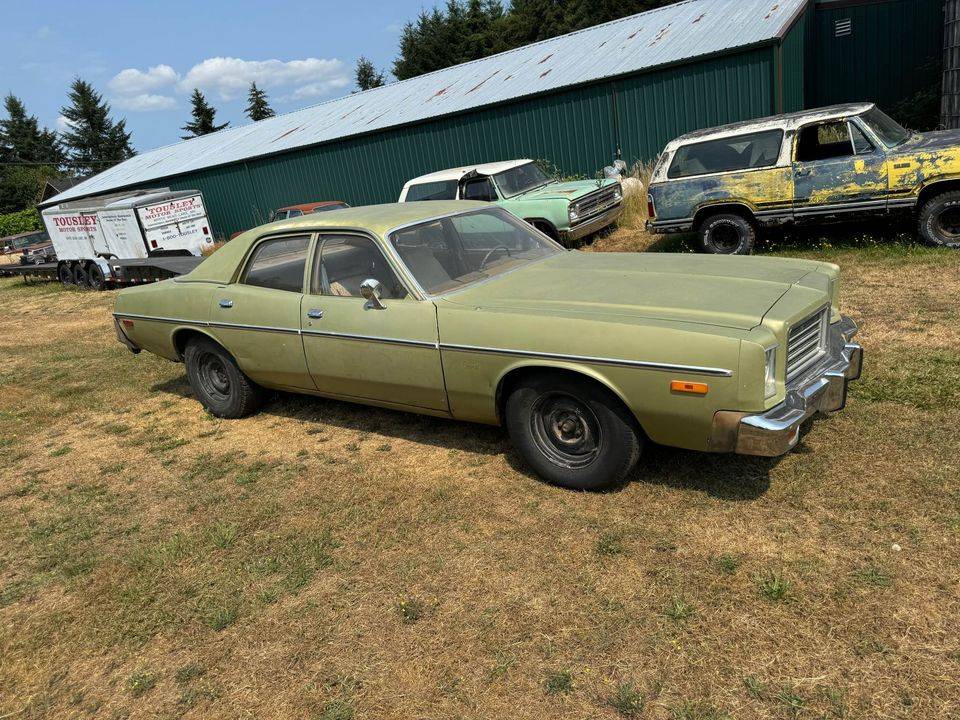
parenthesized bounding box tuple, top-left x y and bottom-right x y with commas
(208, 233, 316, 391)
(792, 119, 888, 218)
(300, 233, 448, 411)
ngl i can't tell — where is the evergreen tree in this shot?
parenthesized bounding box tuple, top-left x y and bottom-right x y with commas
(245, 82, 275, 121)
(59, 78, 134, 175)
(181, 89, 229, 139)
(0, 94, 66, 213)
(355, 57, 386, 91)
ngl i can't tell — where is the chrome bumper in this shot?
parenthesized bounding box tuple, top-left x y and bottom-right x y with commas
(713, 316, 862, 457)
(561, 203, 623, 244)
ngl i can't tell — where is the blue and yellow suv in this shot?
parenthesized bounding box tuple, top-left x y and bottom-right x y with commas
(646, 103, 960, 254)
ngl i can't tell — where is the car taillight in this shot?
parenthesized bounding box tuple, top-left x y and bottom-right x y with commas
(647, 194, 656, 219)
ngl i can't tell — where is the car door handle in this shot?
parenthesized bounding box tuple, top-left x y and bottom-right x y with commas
(306, 309, 323, 319)
(218, 299, 233, 309)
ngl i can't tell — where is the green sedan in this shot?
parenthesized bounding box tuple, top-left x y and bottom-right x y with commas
(114, 201, 863, 490)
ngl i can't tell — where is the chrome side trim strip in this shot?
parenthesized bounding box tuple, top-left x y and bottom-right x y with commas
(301, 328, 438, 349)
(439, 343, 733, 377)
(208, 321, 300, 335)
(113, 312, 188, 325)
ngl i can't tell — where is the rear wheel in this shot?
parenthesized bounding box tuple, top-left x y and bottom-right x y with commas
(72, 263, 88, 286)
(918, 191, 960, 248)
(57, 263, 73, 285)
(184, 337, 263, 418)
(697, 212, 756, 255)
(505, 372, 641, 490)
(86, 263, 106, 290)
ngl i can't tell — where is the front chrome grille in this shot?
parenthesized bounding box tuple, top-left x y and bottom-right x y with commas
(572, 185, 620, 221)
(786, 307, 829, 380)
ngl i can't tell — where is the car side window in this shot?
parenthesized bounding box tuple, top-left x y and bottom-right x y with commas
(405, 181, 458, 201)
(242, 235, 310, 293)
(796, 121, 858, 162)
(287, 209, 303, 218)
(849, 122, 874, 155)
(461, 177, 497, 202)
(314, 234, 408, 299)
(271, 211, 285, 221)
(667, 130, 783, 179)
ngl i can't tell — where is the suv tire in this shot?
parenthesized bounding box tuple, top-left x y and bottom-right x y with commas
(918, 191, 960, 248)
(698, 212, 756, 255)
(184, 337, 264, 418)
(505, 372, 641, 490)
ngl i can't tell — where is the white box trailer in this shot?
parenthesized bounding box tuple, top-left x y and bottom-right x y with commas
(41, 189, 215, 289)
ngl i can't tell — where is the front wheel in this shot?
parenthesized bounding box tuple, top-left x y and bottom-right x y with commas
(697, 212, 756, 255)
(918, 191, 960, 248)
(184, 338, 264, 418)
(505, 373, 641, 490)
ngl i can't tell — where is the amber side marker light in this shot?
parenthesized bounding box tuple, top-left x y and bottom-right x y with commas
(121, 319, 135, 328)
(671, 380, 708, 395)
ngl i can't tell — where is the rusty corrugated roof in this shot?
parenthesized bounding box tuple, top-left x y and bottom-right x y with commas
(45, 0, 806, 206)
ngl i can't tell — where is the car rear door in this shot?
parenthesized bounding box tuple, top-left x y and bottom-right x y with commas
(300, 232, 447, 411)
(207, 233, 315, 391)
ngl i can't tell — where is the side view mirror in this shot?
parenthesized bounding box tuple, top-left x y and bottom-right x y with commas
(360, 278, 386, 309)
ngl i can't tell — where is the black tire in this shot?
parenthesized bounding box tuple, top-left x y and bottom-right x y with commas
(918, 191, 960, 248)
(505, 372, 641, 490)
(57, 263, 73, 285)
(72, 263, 89, 287)
(698, 212, 756, 255)
(86, 263, 106, 290)
(184, 337, 263, 419)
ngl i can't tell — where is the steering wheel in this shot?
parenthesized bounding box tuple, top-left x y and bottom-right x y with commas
(479, 245, 512, 270)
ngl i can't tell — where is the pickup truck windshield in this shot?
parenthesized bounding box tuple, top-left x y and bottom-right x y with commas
(860, 108, 911, 148)
(494, 162, 551, 198)
(390, 207, 562, 295)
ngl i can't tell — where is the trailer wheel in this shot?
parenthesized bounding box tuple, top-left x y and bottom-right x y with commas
(72, 264, 89, 287)
(57, 263, 73, 285)
(87, 264, 106, 290)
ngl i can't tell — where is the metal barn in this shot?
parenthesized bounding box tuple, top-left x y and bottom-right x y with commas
(44, 0, 944, 237)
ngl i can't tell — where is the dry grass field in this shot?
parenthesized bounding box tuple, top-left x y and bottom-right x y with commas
(1, 214, 959, 719)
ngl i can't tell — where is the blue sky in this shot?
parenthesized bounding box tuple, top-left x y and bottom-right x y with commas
(0, 0, 428, 152)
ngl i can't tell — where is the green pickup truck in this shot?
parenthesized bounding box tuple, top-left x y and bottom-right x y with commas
(647, 103, 960, 254)
(399, 159, 623, 246)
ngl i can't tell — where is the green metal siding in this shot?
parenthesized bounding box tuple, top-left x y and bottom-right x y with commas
(808, 0, 943, 109)
(781, 10, 808, 113)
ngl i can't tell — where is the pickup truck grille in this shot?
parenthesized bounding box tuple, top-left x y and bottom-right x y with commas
(571, 185, 621, 223)
(786, 307, 829, 380)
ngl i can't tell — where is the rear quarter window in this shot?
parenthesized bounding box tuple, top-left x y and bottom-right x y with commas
(405, 181, 458, 201)
(668, 130, 784, 179)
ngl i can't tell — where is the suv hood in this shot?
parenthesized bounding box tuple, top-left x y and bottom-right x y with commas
(507, 179, 617, 203)
(442, 252, 820, 330)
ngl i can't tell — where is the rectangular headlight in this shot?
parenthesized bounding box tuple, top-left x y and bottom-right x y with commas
(764, 346, 778, 399)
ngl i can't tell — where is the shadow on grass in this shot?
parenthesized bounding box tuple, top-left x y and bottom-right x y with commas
(153, 373, 783, 500)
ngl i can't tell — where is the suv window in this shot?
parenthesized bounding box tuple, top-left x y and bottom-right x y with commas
(405, 181, 458, 201)
(314, 235, 407, 299)
(461, 177, 497, 202)
(796, 121, 869, 162)
(668, 130, 783, 178)
(243, 235, 310, 293)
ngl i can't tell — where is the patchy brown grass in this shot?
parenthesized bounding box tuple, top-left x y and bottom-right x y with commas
(1, 226, 959, 719)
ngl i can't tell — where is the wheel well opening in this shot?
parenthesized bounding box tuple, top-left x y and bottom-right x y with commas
(495, 366, 645, 437)
(918, 180, 960, 209)
(694, 204, 756, 230)
(526, 219, 559, 241)
(172, 328, 217, 361)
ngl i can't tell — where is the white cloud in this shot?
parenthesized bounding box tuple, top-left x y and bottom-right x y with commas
(178, 56, 349, 101)
(56, 115, 74, 132)
(36, 25, 53, 39)
(109, 64, 179, 96)
(115, 93, 178, 112)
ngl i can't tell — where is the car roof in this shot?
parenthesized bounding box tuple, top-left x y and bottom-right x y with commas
(1, 229, 47, 242)
(404, 159, 533, 186)
(666, 102, 875, 148)
(184, 201, 491, 284)
(276, 200, 347, 212)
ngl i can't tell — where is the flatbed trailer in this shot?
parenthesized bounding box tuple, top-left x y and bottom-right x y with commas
(0, 256, 204, 284)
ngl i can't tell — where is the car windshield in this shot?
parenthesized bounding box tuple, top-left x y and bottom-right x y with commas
(389, 207, 562, 295)
(859, 108, 911, 148)
(493, 162, 551, 198)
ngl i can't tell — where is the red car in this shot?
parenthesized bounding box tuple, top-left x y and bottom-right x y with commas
(269, 200, 350, 221)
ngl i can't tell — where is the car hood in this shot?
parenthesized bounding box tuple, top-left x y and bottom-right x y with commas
(898, 128, 960, 151)
(507, 179, 616, 203)
(441, 251, 821, 330)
